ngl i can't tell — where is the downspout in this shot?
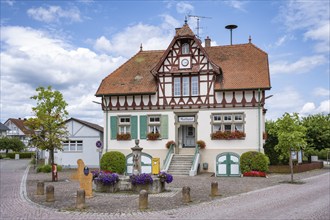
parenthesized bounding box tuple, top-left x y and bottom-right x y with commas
(258, 89, 261, 152)
(103, 95, 109, 153)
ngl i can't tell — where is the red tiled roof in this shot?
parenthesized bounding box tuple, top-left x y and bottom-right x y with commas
(6, 118, 35, 135)
(96, 26, 270, 96)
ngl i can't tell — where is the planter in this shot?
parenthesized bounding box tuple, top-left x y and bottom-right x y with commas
(131, 178, 165, 194)
(94, 182, 119, 193)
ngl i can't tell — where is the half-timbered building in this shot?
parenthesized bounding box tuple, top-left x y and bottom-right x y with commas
(96, 23, 271, 176)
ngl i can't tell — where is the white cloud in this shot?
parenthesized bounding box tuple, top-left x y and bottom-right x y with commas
(270, 55, 327, 75)
(176, 2, 194, 14)
(278, 0, 330, 53)
(0, 26, 125, 124)
(3, 0, 15, 6)
(223, 0, 248, 11)
(27, 5, 82, 23)
(313, 87, 330, 97)
(93, 15, 180, 57)
(300, 100, 330, 116)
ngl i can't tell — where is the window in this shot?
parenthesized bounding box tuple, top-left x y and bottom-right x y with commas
(182, 77, 190, 96)
(148, 115, 161, 134)
(173, 76, 199, 97)
(63, 140, 83, 152)
(118, 116, 130, 134)
(191, 76, 198, 96)
(182, 43, 189, 54)
(174, 78, 181, 97)
(212, 113, 245, 133)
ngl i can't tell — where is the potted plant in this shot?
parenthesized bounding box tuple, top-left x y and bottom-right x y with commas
(116, 133, 131, 140)
(130, 173, 154, 192)
(147, 132, 160, 140)
(165, 140, 176, 149)
(196, 140, 206, 149)
(92, 170, 120, 193)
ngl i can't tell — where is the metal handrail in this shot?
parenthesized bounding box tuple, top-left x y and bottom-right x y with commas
(163, 144, 174, 169)
(191, 144, 200, 171)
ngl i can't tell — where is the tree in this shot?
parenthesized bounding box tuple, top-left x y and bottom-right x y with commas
(0, 137, 25, 153)
(269, 113, 307, 183)
(25, 86, 68, 181)
(264, 120, 282, 165)
(302, 114, 330, 150)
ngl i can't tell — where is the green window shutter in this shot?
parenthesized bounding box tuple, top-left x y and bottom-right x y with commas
(131, 116, 138, 140)
(161, 115, 169, 139)
(140, 115, 147, 139)
(110, 116, 118, 140)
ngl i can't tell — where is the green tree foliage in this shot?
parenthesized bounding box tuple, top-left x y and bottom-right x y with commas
(100, 151, 126, 174)
(240, 151, 270, 173)
(25, 86, 68, 169)
(302, 114, 330, 150)
(0, 137, 25, 153)
(263, 121, 283, 165)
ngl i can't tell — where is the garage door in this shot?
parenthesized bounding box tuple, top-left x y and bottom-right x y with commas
(126, 152, 152, 175)
(216, 152, 240, 177)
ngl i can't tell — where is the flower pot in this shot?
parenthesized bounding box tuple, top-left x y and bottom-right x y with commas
(94, 182, 119, 193)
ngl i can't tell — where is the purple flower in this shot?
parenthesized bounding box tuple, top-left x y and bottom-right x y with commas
(130, 173, 153, 185)
(158, 172, 173, 184)
(94, 171, 119, 185)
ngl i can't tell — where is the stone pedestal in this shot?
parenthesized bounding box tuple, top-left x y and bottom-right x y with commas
(36, 181, 44, 195)
(210, 181, 220, 197)
(139, 190, 148, 210)
(94, 182, 119, 193)
(46, 185, 55, 202)
(182, 186, 191, 203)
(76, 189, 85, 209)
(132, 178, 165, 194)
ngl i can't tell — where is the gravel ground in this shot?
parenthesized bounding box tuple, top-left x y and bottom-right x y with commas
(26, 166, 329, 214)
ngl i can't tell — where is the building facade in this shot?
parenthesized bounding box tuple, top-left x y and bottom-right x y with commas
(96, 24, 271, 176)
(4, 118, 34, 148)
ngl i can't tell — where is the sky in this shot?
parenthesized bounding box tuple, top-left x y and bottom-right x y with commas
(1, 0, 329, 126)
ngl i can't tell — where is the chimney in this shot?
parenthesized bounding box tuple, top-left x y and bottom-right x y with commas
(205, 36, 211, 47)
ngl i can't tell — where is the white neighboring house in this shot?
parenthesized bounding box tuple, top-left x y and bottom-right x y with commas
(0, 122, 10, 137)
(4, 118, 34, 150)
(51, 118, 103, 168)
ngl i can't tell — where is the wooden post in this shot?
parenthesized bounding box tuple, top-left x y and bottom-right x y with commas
(36, 181, 44, 195)
(76, 189, 85, 209)
(210, 181, 219, 197)
(139, 190, 148, 210)
(182, 186, 191, 203)
(46, 185, 55, 202)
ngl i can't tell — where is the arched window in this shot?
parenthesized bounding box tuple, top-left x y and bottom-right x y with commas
(182, 43, 189, 54)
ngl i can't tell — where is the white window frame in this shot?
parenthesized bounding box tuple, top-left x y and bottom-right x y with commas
(174, 78, 181, 97)
(182, 77, 190, 96)
(148, 115, 161, 134)
(63, 140, 83, 152)
(182, 43, 189, 54)
(212, 113, 245, 133)
(191, 76, 199, 96)
(118, 116, 131, 134)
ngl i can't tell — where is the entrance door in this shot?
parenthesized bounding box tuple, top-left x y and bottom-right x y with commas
(216, 152, 240, 177)
(182, 125, 195, 148)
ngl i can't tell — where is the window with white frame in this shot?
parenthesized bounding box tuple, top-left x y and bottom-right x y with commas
(148, 115, 161, 134)
(191, 76, 198, 96)
(63, 140, 83, 152)
(182, 43, 189, 54)
(212, 113, 245, 132)
(174, 78, 181, 97)
(173, 76, 199, 97)
(118, 116, 130, 134)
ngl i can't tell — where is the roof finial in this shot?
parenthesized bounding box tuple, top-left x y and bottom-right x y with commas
(249, 35, 252, 43)
(184, 16, 187, 25)
(140, 43, 143, 51)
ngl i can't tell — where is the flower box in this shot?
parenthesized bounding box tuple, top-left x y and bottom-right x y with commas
(211, 131, 246, 140)
(94, 181, 119, 193)
(116, 133, 131, 140)
(147, 132, 160, 140)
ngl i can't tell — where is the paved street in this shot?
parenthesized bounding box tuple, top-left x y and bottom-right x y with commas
(1, 159, 329, 220)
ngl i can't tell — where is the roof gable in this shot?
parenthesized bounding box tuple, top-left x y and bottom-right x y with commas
(5, 118, 34, 135)
(66, 118, 103, 133)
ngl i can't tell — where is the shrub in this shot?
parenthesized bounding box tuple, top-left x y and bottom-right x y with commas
(240, 151, 270, 173)
(36, 164, 62, 173)
(197, 140, 206, 149)
(100, 151, 126, 174)
(6, 152, 35, 159)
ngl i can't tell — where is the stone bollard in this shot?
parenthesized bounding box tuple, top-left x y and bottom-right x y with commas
(36, 181, 44, 195)
(76, 189, 85, 209)
(139, 190, 148, 210)
(210, 181, 219, 197)
(182, 186, 191, 203)
(46, 185, 55, 202)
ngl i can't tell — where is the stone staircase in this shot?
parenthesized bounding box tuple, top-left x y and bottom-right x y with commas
(167, 155, 194, 176)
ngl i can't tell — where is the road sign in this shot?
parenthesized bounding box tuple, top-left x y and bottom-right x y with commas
(96, 140, 102, 148)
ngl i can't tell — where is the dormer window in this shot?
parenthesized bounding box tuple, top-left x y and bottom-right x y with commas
(182, 43, 189, 54)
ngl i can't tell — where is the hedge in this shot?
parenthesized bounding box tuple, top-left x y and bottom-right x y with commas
(5, 152, 35, 159)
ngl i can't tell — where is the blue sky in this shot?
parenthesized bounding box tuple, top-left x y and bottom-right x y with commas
(1, 0, 329, 125)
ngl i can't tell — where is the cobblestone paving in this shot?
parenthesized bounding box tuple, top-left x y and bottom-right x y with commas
(1, 159, 329, 220)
